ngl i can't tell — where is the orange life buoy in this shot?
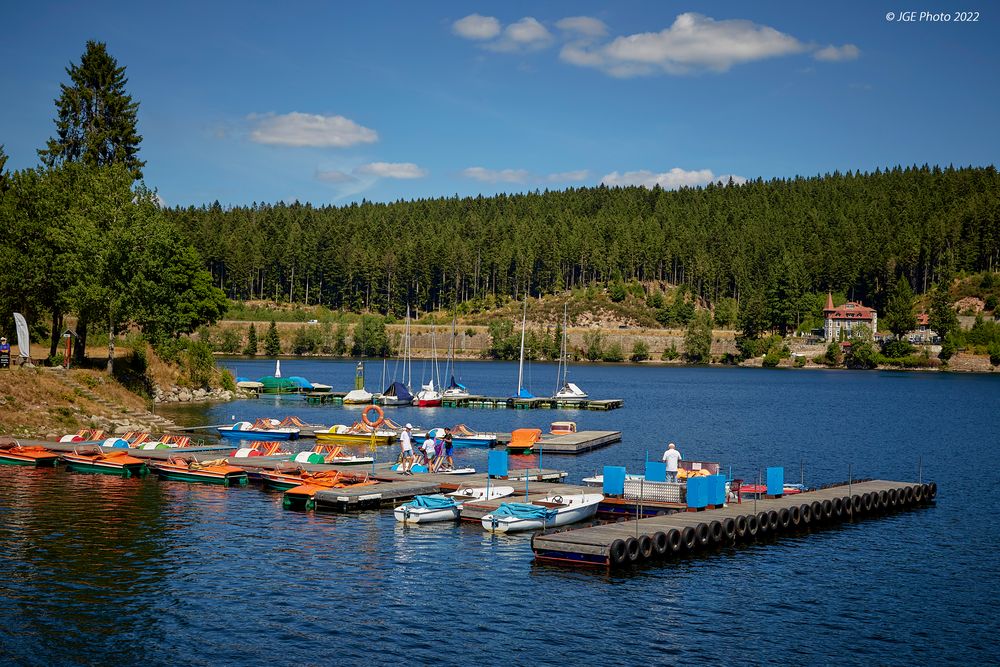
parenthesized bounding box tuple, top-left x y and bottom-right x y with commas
(362, 404, 384, 428)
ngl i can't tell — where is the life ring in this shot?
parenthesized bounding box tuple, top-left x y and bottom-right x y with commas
(362, 405, 384, 428)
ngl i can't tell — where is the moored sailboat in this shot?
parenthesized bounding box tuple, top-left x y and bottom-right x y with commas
(553, 303, 588, 399)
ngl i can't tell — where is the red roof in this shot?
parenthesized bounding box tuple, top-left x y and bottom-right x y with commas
(826, 301, 876, 320)
(916, 313, 929, 326)
(824, 292, 835, 312)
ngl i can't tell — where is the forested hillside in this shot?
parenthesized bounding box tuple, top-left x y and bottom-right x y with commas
(169, 165, 1000, 323)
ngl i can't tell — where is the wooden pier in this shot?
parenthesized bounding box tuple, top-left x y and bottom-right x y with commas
(531, 479, 937, 569)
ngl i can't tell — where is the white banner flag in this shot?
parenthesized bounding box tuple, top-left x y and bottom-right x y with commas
(13, 312, 30, 359)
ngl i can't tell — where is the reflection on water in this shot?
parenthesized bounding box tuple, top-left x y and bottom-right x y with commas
(2, 362, 999, 664)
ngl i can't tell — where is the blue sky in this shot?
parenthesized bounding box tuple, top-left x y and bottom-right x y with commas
(1, 1, 997, 206)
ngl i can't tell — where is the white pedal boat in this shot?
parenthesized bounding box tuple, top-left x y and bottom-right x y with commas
(394, 485, 515, 524)
(481, 492, 604, 533)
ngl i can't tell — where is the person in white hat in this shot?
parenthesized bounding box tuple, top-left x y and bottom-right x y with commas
(662, 442, 682, 482)
(399, 423, 415, 474)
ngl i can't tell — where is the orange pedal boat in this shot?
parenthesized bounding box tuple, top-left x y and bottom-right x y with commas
(0, 438, 59, 466)
(281, 470, 378, 510)
(150, 456, 249, 487)
(60, 447, 147, 477)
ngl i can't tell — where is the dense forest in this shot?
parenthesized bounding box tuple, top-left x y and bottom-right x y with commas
(168, 165, 1000, 320)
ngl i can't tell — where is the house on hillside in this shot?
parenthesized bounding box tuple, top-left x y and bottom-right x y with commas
(907, 313, 937, 343)
(823, 293, 878, 341)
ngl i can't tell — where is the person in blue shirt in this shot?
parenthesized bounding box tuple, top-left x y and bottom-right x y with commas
(0, 337, 10, 369)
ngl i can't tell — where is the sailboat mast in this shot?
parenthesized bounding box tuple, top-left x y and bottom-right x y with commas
(562, 303, 570, 386)
(405, 306, 412, 389)
(517, 297, 527, 394)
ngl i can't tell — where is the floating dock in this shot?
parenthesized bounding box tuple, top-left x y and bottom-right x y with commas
(502, 430, 622, 455)
(162, 426, 622, 455)
(300, 393, 624, 410)
(531, 479, 936, 569)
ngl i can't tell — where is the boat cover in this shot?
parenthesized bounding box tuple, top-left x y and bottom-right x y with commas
(382, 381, 414, 402)
(517, 388, 535, 399)
(287, 376, 314, 390)
(493, 502, 557, 521)
(407, 495, 457, 509)
(446, 376, 466, 390)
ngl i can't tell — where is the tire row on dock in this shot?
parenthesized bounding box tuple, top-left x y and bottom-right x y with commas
(531, 480, 936, 569)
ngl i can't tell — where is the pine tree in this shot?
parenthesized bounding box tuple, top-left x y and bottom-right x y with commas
(0, 144, 8, 192)
(928, 283, 958, 341)
(243, 323, 258, 356)
(884, 275, 917, 339)
(38, 41, 145, 180)
(263, 320, 281, 356)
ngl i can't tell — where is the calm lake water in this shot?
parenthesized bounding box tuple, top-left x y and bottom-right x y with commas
(2, 359, 998, 665)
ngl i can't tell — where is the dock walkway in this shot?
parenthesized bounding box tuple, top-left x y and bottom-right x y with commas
(531, 480, 936, 569)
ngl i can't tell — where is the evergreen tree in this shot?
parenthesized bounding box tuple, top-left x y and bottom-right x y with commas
(0, 144, 8, 192)
(38, 41, 145, 180)
(884, 275, 917, 339)
(243, 323, 258, 356)
(684, 311, 713, 362)
(928, 283, 958, 341)
(263, 320, 281, 356)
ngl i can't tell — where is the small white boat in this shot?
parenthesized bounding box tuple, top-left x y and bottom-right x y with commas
(481, 492, 603, 533)
(343, 388, 373, 404)
(554, 382, 588, 399)
(394, 485, 515, 523)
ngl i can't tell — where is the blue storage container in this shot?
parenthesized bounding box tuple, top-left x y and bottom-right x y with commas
(644, 461, 667, 482)
(603, 466, 627, 496)
(687, 476, 708, 508)
(708, 474, 727, 505)
(488, 450, 509, 478)
(767, 466, 785, 496)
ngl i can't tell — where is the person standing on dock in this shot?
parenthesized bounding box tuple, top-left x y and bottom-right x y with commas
(662, 442, 682, 482)
(399, 424, 415, 475)
(442, 428, 454, 472)
(422, 436, 436, 470)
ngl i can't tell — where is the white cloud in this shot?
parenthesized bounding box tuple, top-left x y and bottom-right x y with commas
(452, 14, 501, 40)
(601, 168, 745, 190)
(484, 17, 554, 53)
(462, 167, 591, 184)
(547, 170, 591, 182)
(250, 112, 378, 147)
(355, 162, 427, 179)
(462, 167, 531, 183)
(555, 16, 608, 38)
(316, 169, 356, 183)
(560, 12, 807, 76)
(814, 43, 860, 62)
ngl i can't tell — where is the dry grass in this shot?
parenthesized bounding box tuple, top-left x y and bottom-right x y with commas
(0, 366, 145, 438)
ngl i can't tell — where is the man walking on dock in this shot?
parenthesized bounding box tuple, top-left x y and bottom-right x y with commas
(400, 424, 415, 474)
(662, 442, 682, 483)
